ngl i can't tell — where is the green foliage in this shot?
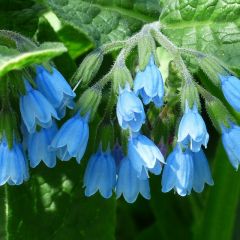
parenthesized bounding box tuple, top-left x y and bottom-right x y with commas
(160, 0, 240, 69)
(46, 0, 161, 45)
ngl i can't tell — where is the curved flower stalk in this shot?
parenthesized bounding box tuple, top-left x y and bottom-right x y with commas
(50, 113, 89, 163)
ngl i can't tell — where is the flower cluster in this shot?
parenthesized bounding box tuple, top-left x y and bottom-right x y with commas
(0, 65, 89, 185)
(1, 24, 240, 205)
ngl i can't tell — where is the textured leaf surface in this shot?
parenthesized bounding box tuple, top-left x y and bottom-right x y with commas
(46, 0, 161, 45)
(160, 0, 240, 68)
(0, 43, 67, 77)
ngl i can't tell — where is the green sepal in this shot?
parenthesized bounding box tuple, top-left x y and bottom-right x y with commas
(180, 81, 200, 111)
(97, 122, 114, 152)
(120, 129, 130, 156)
(138, 34, 156, 71)
(0, 110, 18, 148)
(76, 87, 102, 121)
(112, 65, 133, 95)
(71, 49, 103, 87)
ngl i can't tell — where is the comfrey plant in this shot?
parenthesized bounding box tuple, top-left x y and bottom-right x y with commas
(0, 20, 240, 204)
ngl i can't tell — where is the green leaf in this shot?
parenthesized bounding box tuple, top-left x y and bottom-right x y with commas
(193, 141, 240, 240)
(0, 161, 116, 240)
(160, 0, 240, 69)
(46, 0, 161, 45)
(0, 0, 45, 36)
(0, 42, 67, 77)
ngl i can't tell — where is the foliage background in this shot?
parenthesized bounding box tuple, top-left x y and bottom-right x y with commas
(0, 0, 239, 239)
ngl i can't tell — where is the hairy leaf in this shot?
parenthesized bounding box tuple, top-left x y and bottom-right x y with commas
(46, 0, 161, 45)
(160, 0, 240, 69)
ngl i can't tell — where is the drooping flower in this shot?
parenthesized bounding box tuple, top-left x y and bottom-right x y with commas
(116, 157, 150, 203)
(221, 123, 240, 169)
(36, 66, 76, 118)
(161, 144, 193, 196)
(83, 148, 116, 198)
(0, 137, 29, 185)
(178, 101, 209, 152)
(116, 84, 145, 132)
(192, 149, 214, 192)
(20, 80, 59, 133)
(219, 75, 240, 112)
(128, 133, 164, 178)
(134, 55, 164, 107)
(27, 122, 58, 168)
(50, 112, 89, 163)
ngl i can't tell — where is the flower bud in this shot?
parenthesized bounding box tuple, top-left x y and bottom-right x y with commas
(76, 87, 102, 121)
(97, 123, 114, 152)
(205, 97, 233, 132)
(198, 55, 229, 86)
(71, 49, 103, 87)
(113, 65, 133, 95)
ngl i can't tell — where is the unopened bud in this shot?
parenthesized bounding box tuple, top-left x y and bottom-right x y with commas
(71, 49, 103, 87)
(76, 87, 102, 121)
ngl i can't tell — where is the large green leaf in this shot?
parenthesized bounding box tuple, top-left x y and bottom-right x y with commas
(0, 161, 116, 240)
(160, 0, 240, 69)
(0, 0, 45, 36)
(46, 0, 161, 45)
(0, 42, 67, 77)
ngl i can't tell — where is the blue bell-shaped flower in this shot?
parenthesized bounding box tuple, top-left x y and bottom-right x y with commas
(161, 144, 193, 196)
(192, 149, 214, 192)
(50, 112, 89, 163)
(116, 157, 150, 203)
(178, 101, 209, 152)
(0, 137, 29, 185)
(20, 80, 59, 133)
(128, 133, 164, 178)
(83, 147, 116, 198)
(116, 84, 145, 132)
(134, 55, 164, 107)
(36, 66, 76, 118)
(221, 123, 240, 169)
(27, 122, 58, 168)
(220, 75, 240, 112)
